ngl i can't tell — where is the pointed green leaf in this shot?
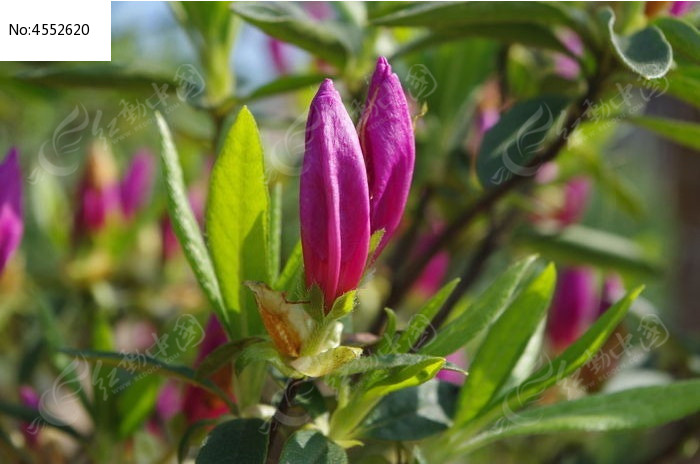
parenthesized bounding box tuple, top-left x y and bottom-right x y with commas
(157, 113, 230, 330)
(628, 115, 700, 151)
(515, 225, 663, 277)
(207, 106, 270, 339)
(394, 279, 460, 353)
(458, 379, 700, 455)
(455, 264, 556, 426)
(421, 256, 538, 357)
(492, 286, 644, 415)
(654, 17, 700, 65)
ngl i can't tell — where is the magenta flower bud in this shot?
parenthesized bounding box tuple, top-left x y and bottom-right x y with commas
(74, 143, 121, 234)
(120, 149, 155, 219)
(357, 57, 415, 256)
(547, 267, 598, 351)
(0, 148, 23, 274)
(301, 79, 370, 310)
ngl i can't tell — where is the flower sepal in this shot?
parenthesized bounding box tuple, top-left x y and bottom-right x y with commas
(245, 282, 362, 377)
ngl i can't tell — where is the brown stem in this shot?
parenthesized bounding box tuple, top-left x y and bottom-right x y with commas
(265, 379, 302, 464)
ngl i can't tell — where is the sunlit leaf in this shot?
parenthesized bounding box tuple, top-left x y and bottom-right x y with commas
(207, 107, 270, 339)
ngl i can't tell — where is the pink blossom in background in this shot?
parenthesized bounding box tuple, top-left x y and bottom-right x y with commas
(182, 315, 234, 424)
(19, 386, 40, 447)
(437, 351, 467, 385)
(554, 176, 591, 226)
(554, 31, 584, 79)
(74, 144, 122, 235)
(120, 150, 155, 219)
(546, 267, 599, 352)
(0, 148, 23, 274)
(412, 223, 450, 296)
(670, 1, 694, 15)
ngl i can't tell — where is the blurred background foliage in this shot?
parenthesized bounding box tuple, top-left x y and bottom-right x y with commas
(0, 2, 699, 463)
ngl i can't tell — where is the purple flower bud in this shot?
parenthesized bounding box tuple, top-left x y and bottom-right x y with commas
(0, 148, 23, 274)
(358, 57, 415, 256)
(554, 32, 583, 79)
(120, 149, 155, 219)
(74, 143, 121, 234)
(547, 267, 598, 351)
(301, 79, 370, 310)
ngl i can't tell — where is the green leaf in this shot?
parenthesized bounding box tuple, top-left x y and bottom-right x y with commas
(515, 225, 664, 278)
(14, 64, 176, 92)
(653, 17, 700, 65)
(280, 430, 348, 464)
(328, 355, 445, 440)
(458, 379, 700, 454)
(117, 376, 161, 439)
(196, 419, 268, 464)
(628, 115, 700, 151)
(454, 263, 556, 426)
(157, 113, 230, 331)
(246, 73, 329, 101)
(269, 182, 282, 283)
(421, 256, 538, 357)
(372, 2, 579, 30)
(360, 380, 459, 441)
(207, 106, 270, 339)
(195, 337, 265, 381)
(477, 96, 570, 189)
(600, 7, 672, 79)
(61, 348, 235, 411)
(273, 241, 303, 295)
(395, 23, 572, 58)
(667, 67, 700, 108)
(334, 354, 445, 378)
(231, 2, 351, 68)
(394, 279, 460, 353)
(492, 286, 644, 415)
